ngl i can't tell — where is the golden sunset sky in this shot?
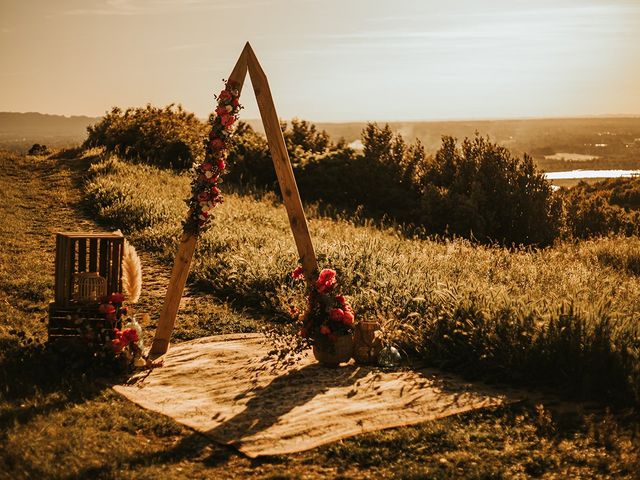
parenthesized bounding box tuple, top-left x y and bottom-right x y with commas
(1, 0, 639, 121)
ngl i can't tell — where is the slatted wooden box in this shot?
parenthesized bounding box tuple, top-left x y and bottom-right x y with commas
(48, 232, 124, 343)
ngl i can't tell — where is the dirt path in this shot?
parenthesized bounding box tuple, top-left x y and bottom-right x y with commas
(0, 152, 172, 334)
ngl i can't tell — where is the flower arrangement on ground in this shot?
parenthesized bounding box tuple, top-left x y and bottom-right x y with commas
(184, 79, 243, 235)
(292, 267, 355, 350)
(81, 292, 145, 368)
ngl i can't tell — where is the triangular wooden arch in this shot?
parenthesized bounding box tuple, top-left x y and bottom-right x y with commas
(150, 43, 319, 355)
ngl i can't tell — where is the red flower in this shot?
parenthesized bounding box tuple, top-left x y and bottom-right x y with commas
(216, 158, 226, 171)
(329, 308, 345, 322)
(210, 138, 225, 150)
(201, 162, 213, 171)
(122, 328, 139, 345)
(342, 309, 354, 325)
(221, 114, 236, 128)
(316, 269, 337, 294)
(320, 325, 331, 336)
(99, 303, 116, 315)
(291, 265, 304, 280)
(112, 338, 124, 354)
(335, 294, 347, 307)
(208, 175, 219, 184)
(219, 90, 232, 101)
(211, 186, 221, 196)
(231, 98, 240, 107)
(215, 106, 227, 116)
(109, 292, 125, 303)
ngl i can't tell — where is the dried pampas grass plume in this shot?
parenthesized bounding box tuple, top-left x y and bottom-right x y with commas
(122, 239, 142, 304)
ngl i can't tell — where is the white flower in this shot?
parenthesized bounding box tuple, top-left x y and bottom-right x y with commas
(205, 171, 213, 179)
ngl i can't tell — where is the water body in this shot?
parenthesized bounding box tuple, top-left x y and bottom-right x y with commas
(544, 169, 640, 180)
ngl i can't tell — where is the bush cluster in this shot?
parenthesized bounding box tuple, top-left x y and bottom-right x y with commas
(83, 105, 640, 246)
(561, 178, 640, 238)
(229, 121, 561, 246)
(84, 104, 207, 169)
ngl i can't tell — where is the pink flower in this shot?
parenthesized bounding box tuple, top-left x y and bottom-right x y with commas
(316, 269, 337, 294)
(210, 138, 225, 151)
(329, 308, 344, 322)
(320, 325, 331, 336)
(342, 309, 354, 326)
(221, 114, 236, 128)
(109, 293, 125, 303)
(291, 265, 304, 280)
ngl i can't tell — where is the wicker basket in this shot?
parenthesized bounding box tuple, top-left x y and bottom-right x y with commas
(312, 334, 353, 367)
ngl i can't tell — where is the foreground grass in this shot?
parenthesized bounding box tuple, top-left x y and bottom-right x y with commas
(1, 151, 639, 479)
(85, 156, 640, 405)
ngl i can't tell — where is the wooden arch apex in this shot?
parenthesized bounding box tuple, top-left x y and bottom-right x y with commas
(150, 43, 319, 355)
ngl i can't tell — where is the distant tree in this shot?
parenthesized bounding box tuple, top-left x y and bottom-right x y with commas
(419, 135, 562, 246)
(84, 104, 207, 169)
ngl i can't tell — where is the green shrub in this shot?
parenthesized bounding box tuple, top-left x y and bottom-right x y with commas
(84, 105, 208, 169)
(562, 179, 640, 238)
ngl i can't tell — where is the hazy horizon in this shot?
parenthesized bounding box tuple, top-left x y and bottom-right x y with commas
(2, 0, 639, 122)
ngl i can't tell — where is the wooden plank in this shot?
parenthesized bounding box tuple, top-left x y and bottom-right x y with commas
(150, 234, 198, 355)
(68, 238, 76, 302)
(99, 238, 109, 284)
(110, 238, 123, 295)
(78, 238, 87, 273)
(89, 238, 98, 272)
(150, 44, 251, 356)
(61, 235, 72, 306)
(54, 234, 63, 304)
(245, 44, 319, 280)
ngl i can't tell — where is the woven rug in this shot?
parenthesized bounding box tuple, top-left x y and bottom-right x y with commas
(113, 334, 518, 457)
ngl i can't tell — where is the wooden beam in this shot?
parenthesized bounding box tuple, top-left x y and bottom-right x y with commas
(150, 44, 251, 356)
(150, 42, 320, 355)
(245, 44, 319, 280)
(149, 233, 197, 355)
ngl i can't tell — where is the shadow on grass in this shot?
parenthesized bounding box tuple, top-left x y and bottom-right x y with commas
(0, 338, 124, 426)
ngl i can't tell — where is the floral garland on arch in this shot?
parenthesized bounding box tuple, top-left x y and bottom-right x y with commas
(184, 80, 243, 235)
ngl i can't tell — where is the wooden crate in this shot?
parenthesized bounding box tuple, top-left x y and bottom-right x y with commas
(49, 231, 124, 344)
(47, 303, 113, 343)
(54, 232, 124, 306)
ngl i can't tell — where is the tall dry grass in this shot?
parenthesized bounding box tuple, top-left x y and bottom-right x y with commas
(84, 156, 640, 404)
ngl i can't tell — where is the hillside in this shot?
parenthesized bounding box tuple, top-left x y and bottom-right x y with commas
(0, 112, 101, 152)
(2, 111, 639, 170)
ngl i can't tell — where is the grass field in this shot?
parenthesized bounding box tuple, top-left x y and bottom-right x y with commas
(1, 150, 639, 479)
